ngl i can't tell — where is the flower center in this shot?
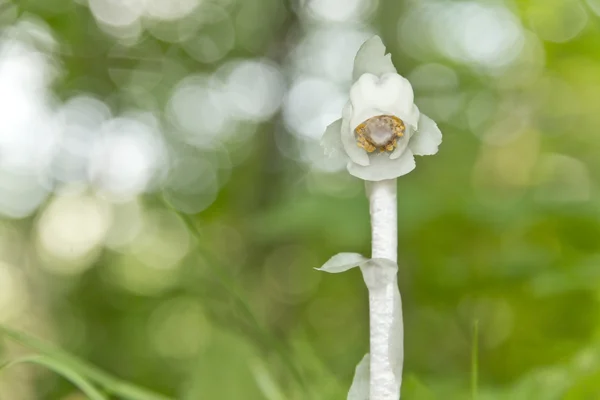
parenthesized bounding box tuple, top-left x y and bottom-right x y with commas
(354, 115, 405, 153)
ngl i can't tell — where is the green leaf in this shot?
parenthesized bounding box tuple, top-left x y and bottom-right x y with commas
(0, 355, 107, 400)
(0, 325, 173, 400)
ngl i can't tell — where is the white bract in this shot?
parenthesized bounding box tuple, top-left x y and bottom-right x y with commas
(322, 36, 442, 181)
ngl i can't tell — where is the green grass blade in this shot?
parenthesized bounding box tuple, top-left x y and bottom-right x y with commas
(0, 325, 174, 400)
(471, 320, 479, 400)
(168, 205, 308, 391)
(0, 355, 108, 400)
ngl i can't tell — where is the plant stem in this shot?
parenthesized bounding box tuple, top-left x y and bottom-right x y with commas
(367, 179, 403, 399)
(471, 320, 479, 400)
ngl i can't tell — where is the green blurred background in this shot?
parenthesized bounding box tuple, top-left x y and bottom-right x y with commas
(1, 0, 600, 398)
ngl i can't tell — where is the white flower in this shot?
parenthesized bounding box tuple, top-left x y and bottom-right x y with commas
(321, 36, 442, 181)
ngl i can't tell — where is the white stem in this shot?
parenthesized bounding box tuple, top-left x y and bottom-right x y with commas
(367, 179, 403, 400)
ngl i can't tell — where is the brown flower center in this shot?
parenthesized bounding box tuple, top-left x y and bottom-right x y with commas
(354, 115, 405, 153)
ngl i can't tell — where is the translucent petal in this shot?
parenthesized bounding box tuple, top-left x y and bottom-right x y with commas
(385, 106, 420, 160)
(352, 35, 397, 82)
(389, 136, 410, 160)
(316, 252, 368, 273)
(409, 113, 442, 156)
(341, 103, 370, 166)
(321, 118, 344, 157)
(347, 149, 416, 181)
(405, 104, 420, 130)
(347, 353, 370, 400)
(350, 73, 415, 131)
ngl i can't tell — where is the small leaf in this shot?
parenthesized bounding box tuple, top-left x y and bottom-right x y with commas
(0, 355, 108, 400)
(317, 253, 368, 273)
(347, 353, 370, 400)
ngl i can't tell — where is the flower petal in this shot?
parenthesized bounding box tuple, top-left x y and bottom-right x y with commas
(341, 103, 370, 166)
(405, 104, 421, 130)
(409, 113, 442, 156)
(321, 118, 344, 157)
(347, 149, 416, 181)
(389, 107, 420, 160)
(347, 353, 370, 400)
(353, 36, 397, 82)
(349, 73, 415, 130)
(389, 135, 410, 160)
(316, 252, 369, 273)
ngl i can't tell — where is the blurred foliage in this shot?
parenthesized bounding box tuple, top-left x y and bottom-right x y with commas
(1, 0, 600, 399)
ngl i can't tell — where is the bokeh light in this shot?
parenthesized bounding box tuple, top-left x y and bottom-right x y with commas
(148, 296, 211, 359)
(36, 191, 112, 274)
